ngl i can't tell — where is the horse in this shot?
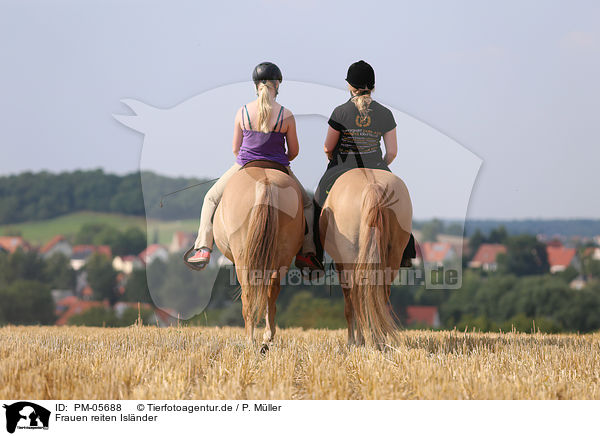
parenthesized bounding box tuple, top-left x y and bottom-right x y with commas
(319, 168, 412, 348)
(213, 166, 304, 351)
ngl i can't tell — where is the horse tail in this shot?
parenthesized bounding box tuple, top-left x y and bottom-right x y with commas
(239, 177, 279, 323)
(352, 182, 399, 346)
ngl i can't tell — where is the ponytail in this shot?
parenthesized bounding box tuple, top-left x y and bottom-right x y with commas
(256, 80, 278, 133)
(350, 86, 373, 123)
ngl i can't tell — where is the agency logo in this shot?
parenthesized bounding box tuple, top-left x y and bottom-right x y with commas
(2, 402, 50, 434)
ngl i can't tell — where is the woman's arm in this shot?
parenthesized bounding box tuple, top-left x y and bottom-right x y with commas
(382, 127, 398, 165)
(232, 108, 243, 157)
(283, 110, 299, 161)
(324, 126, 340, 160)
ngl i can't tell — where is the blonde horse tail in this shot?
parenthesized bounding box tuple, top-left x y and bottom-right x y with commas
(352, 182, 398, 347)
(240, 177, 279, 324)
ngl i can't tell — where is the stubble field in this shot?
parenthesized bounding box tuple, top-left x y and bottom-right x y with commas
(1, 326, 599, 400)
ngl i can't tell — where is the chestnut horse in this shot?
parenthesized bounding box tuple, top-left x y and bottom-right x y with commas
(213, 167, 304, 351)
(319, 168, 412, 348)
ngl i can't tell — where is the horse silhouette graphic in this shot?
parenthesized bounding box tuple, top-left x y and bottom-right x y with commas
(3, 402, 50, 434)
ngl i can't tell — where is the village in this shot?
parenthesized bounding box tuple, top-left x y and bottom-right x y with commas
(2, 226, 599, 330)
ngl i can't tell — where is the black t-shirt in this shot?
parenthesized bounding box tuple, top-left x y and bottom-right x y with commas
(328, 99, 396, 159)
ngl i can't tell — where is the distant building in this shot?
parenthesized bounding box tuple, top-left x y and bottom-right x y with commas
(468, 243, 507, 271)
(581, 246, 600, 261)
(546, 246, 577, 273)
(0, 236, 30, 253)
(40, 235, 72, 259)
(139, 244, 169, 265)
(169, 231, 196, 253)
(55, 297, 107, 326)
(569, 276, 587, 290)
(70, 245, 112, 270)
(405, 306, 440, 328)
(113, 255, 144, 274)
(417, 242, 455, 267)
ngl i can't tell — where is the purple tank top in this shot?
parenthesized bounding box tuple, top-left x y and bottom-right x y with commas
(236, 105, 290, 167)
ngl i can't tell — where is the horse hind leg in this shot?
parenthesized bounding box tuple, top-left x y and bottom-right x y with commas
(262, 276, 282, 353)
(342, 285, 355, 345)
(241, 290, 255, 344)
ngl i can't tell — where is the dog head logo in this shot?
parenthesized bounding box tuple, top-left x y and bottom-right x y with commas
(3, 402, 50, 434)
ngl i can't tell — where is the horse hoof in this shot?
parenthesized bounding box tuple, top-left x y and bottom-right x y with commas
(260, 344, 269, 354)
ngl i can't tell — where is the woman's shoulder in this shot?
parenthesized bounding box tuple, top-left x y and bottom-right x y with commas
(370, 99, 391, 111)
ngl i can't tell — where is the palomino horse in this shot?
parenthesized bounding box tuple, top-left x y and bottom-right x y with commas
(213, 166, 304, 351)
(319, 168, 412, 347)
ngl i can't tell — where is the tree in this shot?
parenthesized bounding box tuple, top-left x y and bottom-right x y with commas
(468, 229, 485, 258)
(498, 235, 549, 276)
(122, 269, 153, 303)
(113, 227, 147, 256)
(0, 280, 55, 324)
(488, 226, 508, 244)
(421, 218, 444, 242)
(85, 253, 117, 303)
(43, 253, 76, 290)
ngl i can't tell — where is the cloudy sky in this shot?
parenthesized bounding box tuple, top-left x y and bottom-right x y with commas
(0, 0, 598, 219)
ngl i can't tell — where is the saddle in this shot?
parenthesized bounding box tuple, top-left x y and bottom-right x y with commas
(242, 159, 289, 175)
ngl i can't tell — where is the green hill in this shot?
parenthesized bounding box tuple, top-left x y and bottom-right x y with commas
(0, 211, 198, 246)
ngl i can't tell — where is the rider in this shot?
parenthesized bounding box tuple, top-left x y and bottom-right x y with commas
(189, 62, 323, 271)
(313, 60, 416, 265)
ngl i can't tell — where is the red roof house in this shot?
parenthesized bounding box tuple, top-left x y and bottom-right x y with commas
(405, 306, 440, 328)
(55, 297, 107, 326)
(40, 235, 72, 258)
(0, 236, 30, 254)
(139, 244, 169, 265)
(546, 246, 576, 273)
(169, 231, 195, 253)
(418, 242, 455, 266)
(468, 243, 507, 271)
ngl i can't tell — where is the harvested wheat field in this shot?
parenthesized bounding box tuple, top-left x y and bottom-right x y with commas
(1, 326, 599, 400)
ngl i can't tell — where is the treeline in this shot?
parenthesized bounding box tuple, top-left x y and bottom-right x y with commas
(0, 169, 214, 225)
(464, 219, 600, 238)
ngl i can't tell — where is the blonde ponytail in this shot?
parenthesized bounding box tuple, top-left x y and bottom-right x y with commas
(256, 81, 278, 133)
(350, 86, 373, 124)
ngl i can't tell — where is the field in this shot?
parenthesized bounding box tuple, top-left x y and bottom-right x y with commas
(0, 211, 198, 245)
(1, 326, 599, 400)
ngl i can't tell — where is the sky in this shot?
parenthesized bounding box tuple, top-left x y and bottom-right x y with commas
(0, 0, 599, 219)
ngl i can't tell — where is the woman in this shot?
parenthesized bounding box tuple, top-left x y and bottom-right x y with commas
(189, 62, 322, 271)
(314, 60, 416, 265)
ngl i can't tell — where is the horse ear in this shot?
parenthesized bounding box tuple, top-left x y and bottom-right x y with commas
(112, 98, 158, 134)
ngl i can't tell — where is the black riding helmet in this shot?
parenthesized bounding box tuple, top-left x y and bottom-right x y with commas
(252, 62, 283, 84)
(346, 60, 375, 90)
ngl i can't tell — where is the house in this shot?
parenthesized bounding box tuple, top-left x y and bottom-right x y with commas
(169, 231, 196, 253)
(55, 296, 107, 326)
(40, 235, 72, 259)
(468, 243, 507, 271)
(139, 244, 169, 265)
(405, 306, 440, 328)
(0, 236, 30, 253)
(546, 246, 577, 274)
(583, 246, 600, 261)
(417, 242, 455, 267)
(569, 276, 587, 290)
(437, 233, 469, 259)
(113, 255, 144, 274)
(70, 245, 112, 270)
